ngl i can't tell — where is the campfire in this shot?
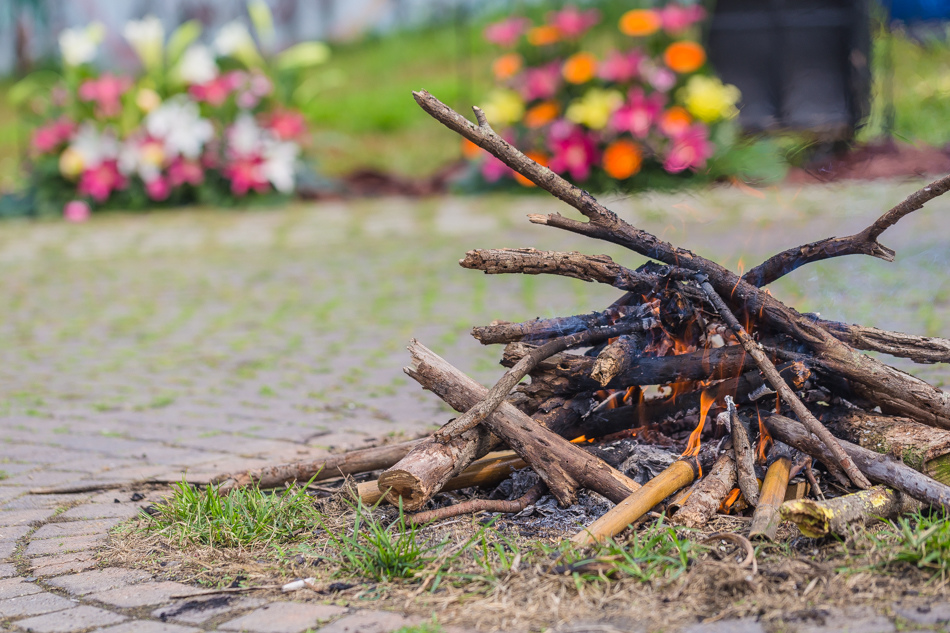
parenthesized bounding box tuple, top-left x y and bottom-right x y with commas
(213, 91, 950, 550)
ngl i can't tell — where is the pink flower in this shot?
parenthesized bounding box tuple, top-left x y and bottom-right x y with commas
(167, 158, 204, 187)
(32, 118, 76, 154)
(663, 123, 714, 173)
(189, 71, 245, 107)
(224, 156, 269, 196)
(265, 110, 307, 141)
(77, 160, 127, 202)
(611, 88, 666, 138)
(78, 74, 132, 118)
(249, 73, 273, 97)
(645, 65, 677, 92)
(660, 4, 706, 34)
(547, 121, 598, 181)
(547, 6, 600, 39)
(519, 62, 562, 101)
(484, 17, 530, 47)
(598, 50, 644, 83)
(145, 176, 171, 201)
(480, 153, 513, 182)
(63, 200, 91, 222)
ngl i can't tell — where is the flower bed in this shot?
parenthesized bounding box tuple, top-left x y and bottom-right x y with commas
(468, 3, 785, 191)
(13, 4, 328, 219)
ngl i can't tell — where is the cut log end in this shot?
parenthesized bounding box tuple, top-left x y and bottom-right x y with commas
(377, 470, 429, 511)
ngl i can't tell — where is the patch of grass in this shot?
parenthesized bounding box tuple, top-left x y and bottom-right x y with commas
(884, 511, 950, 581)
(393, 618, 443, 633)
(0, 470, 8, 481)
(146, 479, 323, 548)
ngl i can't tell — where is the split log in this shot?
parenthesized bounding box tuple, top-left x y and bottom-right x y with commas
(781, 486, 920, 538)
(749, 442, 796, 540)
(472, 303, 656, 345)
(211, 438, 426, 495)
(388, 340, 639, 508)
(357, 451, 526, 505)
(727, 396, 759, 506)
(763, 413, 950, 510)
(672, 451, 737, 528)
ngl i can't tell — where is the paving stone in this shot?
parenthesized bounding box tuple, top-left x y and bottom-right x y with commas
(0, 526, 33, 542)
(88, 582, 204, 608)
(152, 595, 266, 625)
(96, 621, 202, 633)
(47, 568, 151, 596)
(0, 563, 17, 578)
(893, 601, 950, 626)
(789, 607, 895, 633)
(0, 578, 43, 599)
(25, 534, 106, 557)
(314, 610, 422, 633)
(31, 552, 98, 577)
(0, 471, 84, 489)
(0, 540, 17, 560)
(0, 591, 76, 618)
(32, 519, 123, 540)
(58, 504, 142, 521)
(682, 619, 764, 633)
(219, 602, 348, 633)
(13, 604, 126, 632)
(2, 495, 92, 511)
(0, 509, 56, 526)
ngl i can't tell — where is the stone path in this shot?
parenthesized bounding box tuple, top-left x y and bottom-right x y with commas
(1, 185, 949, 632)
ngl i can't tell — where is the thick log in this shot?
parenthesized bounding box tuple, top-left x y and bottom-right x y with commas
(392, 340, 639, 507)
(781, 486, 919, 538)
(672, 451, 737, 528)
(749, 442, 796, 540)
(763, 413, 950, 510)
(472, 303, 655, 345)
(727, 396, 759, 506)
(211, 438, 426, 495)
(824, 409, 950, 486)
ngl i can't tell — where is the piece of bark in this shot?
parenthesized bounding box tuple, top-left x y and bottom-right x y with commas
(781, 486, 920, 538)
(672, 451, 737, 528)
(763, 413, 950, 510)
(406, 483, 547, 526)
(389, 340, 639, 508)
(472, 302, 655, 345)
(823, 409, 950, 486)
(694, 273, 871, 489)
(749, 442, 796, 540)
(590, 334, 645, 387)
(744, 173, 950, 287)
(727, 396, 759, 506)
(358, 451, 526, 505)
(211, 438, 427, 495)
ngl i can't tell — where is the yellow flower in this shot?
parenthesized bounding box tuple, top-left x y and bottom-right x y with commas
(678, 75, 740, 123)
(136, 88, 162, 113)
(481, 89, 524, 126)
(565, 89, 623, 130)
(59, 147, 84, 179)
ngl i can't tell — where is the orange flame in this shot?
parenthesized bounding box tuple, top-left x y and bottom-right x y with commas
(719, 487, 742, 513)
(682, 389, 716, 457)
(755, 407, 771, 464)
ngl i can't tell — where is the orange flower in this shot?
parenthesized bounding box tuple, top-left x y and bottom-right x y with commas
(659, 106, 692, 136)
(461, 138, 481, 160)
(515, 151, 548, 187)
(562, 52, 598, 84)
(524, 101, 560, 128)
(492, 53, 523, 81)
(664, 41, 706, 73)
(602, 139, 643, 180)
(619, 9, 661, 37)
(527, 25, 561, 46)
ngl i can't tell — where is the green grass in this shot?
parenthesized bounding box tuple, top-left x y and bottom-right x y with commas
(883, 511, 950, 581)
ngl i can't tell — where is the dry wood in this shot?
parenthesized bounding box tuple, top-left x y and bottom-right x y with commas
(590, 334, 645, 387)
(393, 340, 639, 507)
(472, 303, 654, 345)
(412, 91, 950, 436)
(744, 173, 950, 287)
(749, 443, 796, 540)
(694, 273, 871, 488)
(434, 322, 651, 442)
(572, 456, 705, 546)
(818, 320, 950, 365)
(211, 438, 426, 495)
(727, 396, 759, 506)
(357, 451, 526, 505)
(763, 413, 950, 510)
(406, 483, 546, 525)
(781, 485, 920, 538)
(672, 451, 737, 528)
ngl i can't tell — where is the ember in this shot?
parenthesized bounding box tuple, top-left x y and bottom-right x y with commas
(213, 91, 950, 556)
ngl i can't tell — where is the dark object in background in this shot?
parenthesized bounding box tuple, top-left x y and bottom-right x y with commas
(707, 0, 872, 140)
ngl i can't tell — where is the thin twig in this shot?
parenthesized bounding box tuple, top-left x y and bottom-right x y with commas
(727, 396, 759, 506)
(406, 483, 546, 525)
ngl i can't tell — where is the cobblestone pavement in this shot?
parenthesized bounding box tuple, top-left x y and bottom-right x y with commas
(1, 183, 949, 632)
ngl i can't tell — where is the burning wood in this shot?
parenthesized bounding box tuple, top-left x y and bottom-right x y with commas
(210, 90, 950, 558)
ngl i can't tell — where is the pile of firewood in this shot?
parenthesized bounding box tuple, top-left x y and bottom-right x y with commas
(213, 91, 950, 546)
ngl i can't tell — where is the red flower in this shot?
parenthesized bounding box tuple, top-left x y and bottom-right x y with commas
(547, 121, 599, 182)
(224, 155, 269, 196)
(189, 71, 245, 107)
(547, 6, 600, 39)
(660, 4, 706, 34)
(265, 110, 307, 141)
(145, 176, 171, 201)
(598, 50, 644, 83)
(167, 158, 204, 187)
(31, 118, 76, 154)
(663, 123, 714, 173)
(484, 17, 530, 47)
(518, 62, 562, 102)
(610, 88, 666, 138)
(77, 160, 127, 202)
(78, 74, 132, 118)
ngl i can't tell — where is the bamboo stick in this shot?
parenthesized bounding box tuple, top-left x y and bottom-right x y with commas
(749, 447, 793, 540)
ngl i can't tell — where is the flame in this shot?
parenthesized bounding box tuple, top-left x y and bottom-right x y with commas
(622, 386, 639, 405)
(719, 487, 742, 513)
(755, 406, 771, 464)
(570, 435, 588, 443)
(682, 389, 716, 457)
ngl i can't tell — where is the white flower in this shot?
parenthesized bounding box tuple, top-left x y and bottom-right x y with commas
(177, 44, 218, 84)
(123, 16, 164, 71)
(145, 96, 214, 160)
(68, 122, 119, 168)
(118, 135, 164, 182)
(228, 112, 263, 156)
(261, 140, 299, 193)
(214, 21, 254, 56)
(58, 22, 105, 66)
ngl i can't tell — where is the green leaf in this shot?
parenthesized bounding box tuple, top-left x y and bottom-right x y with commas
(275, 41, 330, 71)
(166, 19, 202, 65)
(248, 0, 275, 45)
(8, 70, 61, 106)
